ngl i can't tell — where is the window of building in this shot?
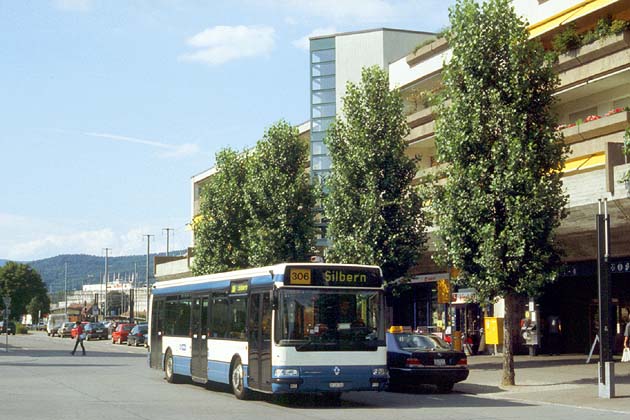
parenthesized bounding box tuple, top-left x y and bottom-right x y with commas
(312, 62, 335, 77)
(312, 76, 335, 91)
(312, 89, 336, 105)
(311, 48, 335, 63)
(312, 103, 336, 118)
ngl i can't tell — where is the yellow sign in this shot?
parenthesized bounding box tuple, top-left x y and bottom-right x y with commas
(484, 317, 504, 345)
(289, 269, 312, 285)
(437, 279, 451, 304)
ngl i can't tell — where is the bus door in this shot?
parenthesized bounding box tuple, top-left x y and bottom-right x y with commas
(248, 292, 272, 392)
(191, 296, 209, 382)
(149, 299, 163, 369)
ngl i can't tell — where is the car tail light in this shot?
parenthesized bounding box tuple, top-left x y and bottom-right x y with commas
(456, 358, 467, 365)
(405, 358, 423, 367)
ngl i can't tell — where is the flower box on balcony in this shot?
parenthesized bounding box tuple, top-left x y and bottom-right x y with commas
(561, 110, 629, 144)
(406, 37, 449, 67)
(556, 30, 630, 73)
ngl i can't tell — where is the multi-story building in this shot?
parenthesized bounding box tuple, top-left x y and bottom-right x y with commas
(389, 0, 630, 353)
(156, 0, 630, 353)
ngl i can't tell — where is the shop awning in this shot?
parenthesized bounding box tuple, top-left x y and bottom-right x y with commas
(528, 0, 619, 39)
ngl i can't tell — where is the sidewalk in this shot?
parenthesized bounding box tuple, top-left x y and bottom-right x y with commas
(458, 353, 630, 413)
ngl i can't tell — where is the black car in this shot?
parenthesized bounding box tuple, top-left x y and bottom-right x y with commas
(84, 322, 108, 340)
(386, 327, 469, 393)
(126, 324, 148, 347)
(0, 321, 16, 335)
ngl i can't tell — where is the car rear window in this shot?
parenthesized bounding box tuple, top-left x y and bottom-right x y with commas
(395, 333, 450, 351)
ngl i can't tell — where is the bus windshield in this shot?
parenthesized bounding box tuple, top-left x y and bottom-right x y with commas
(277, 288, 382, 351)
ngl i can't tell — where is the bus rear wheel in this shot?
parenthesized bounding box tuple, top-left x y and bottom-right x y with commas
(230, 358, 250, 400)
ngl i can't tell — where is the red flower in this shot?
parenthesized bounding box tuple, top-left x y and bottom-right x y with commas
(604, 107, 624, 117)
(583, 115, 601, 123)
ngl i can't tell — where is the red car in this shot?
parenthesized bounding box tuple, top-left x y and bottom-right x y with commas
(111, 323, 135, 344)
(70, 322, 89, 339)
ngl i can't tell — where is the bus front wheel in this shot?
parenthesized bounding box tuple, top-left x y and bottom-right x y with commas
(165, 350, 182, 384)
(230, 357, 250, 400)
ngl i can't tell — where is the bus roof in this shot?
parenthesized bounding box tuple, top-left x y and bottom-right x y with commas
(152, 263, 382, 296)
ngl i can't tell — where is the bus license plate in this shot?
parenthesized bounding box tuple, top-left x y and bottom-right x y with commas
(434, 359, 445, 366)
(329, 382, 344, 388)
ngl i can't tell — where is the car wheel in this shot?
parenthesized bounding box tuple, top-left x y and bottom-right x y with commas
(85, 335, 90, 341)
(436, 382, 454, 393)
(230, 357, 250, 400)
(118, 337, 122, 345)
(127, 340, 131, 346)
(112, 338, 115, 344)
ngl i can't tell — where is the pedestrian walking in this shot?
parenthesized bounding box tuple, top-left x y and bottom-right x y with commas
(71, 320, 86, 356)
(622, 320, 630, 362)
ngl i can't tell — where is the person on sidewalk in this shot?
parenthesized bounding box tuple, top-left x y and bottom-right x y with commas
(71, 320, 86, 356)
(624, 321, 629, 349)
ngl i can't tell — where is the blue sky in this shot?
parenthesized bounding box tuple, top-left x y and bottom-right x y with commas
(0, 0, 455, 261)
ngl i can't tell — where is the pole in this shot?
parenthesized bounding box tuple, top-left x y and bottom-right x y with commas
(104, 248, 111, 321)
(64, 262, 68, 316)
(144, 234, 154, 321)
(162, 228, 173, 256)
(597, 198, 615, 398)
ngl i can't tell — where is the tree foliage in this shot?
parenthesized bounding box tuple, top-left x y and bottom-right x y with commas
(0, 262, 50, 321)
(193, 121, 317, 275)
(433, 0, 568, 386)
(193, 149, 250, 275)
(244, 120, 316, 266)
(324, 66, 428, 281)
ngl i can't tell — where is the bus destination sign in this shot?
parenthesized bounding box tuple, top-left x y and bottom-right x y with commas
(285, 266, 382, 288)
(230, 281, 249, 294)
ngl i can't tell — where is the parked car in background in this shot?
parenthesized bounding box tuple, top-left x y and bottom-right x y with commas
(71, 321, 89, 339)
(46, 314, 68, 337)
(386, 326, 469, 393)
(126, 324, 148, 347)
(0, 321, 16, 335)
(58, 322, 75, 338)
(111, 323, 135, 344)
(84, 322, 108, 340)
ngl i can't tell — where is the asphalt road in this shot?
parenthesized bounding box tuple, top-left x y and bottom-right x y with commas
(0, 332, 627, 420)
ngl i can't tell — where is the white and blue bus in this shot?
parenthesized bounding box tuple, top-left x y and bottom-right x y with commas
(148, 263, 388, 399)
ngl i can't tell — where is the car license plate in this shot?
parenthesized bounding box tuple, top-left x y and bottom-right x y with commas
(329, 382, 344, 388)
(96, 330, 103, 333)
(434, 359, 446, 366)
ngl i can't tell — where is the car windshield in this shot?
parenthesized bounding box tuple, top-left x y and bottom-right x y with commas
(277, 288, 382, 351)
(122, 325, 134, 331)
(394, 333, 451, 351)
(91, 323, 104, 328)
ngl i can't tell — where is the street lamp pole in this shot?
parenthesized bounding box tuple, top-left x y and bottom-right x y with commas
(104, 248, 111, 321)
(143, 234, 154, 321)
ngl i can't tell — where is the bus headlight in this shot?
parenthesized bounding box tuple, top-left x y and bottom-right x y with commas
(372, 367, 388, 376)
(274, 368, 299, 377)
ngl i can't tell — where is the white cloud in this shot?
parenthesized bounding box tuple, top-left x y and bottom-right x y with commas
(179, 25, 275, 66)
(53, 0, 92, 12)
(292, 27, 337, 51)
(83, 132, 200, 159)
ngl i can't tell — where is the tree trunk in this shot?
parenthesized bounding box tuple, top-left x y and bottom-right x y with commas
(501, 292, 516, 386)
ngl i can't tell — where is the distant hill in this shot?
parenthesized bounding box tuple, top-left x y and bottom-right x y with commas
(24, 252, 186, 294)
(0, 259, 9, 267)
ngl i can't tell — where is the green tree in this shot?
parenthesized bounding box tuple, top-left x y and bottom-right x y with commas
(433, 0, 568, 386)
(324, 66, 428, 281)
(27, 294, 50, 324)
(244, 120, 316, 265)
(0, 262, 49, 321)
(193, 149, 250, 275)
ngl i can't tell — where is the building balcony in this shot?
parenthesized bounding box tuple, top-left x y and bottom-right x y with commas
(405, 37, 448, 67)
(556, 31, 630, 92)
(559, 110, 629, 144)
